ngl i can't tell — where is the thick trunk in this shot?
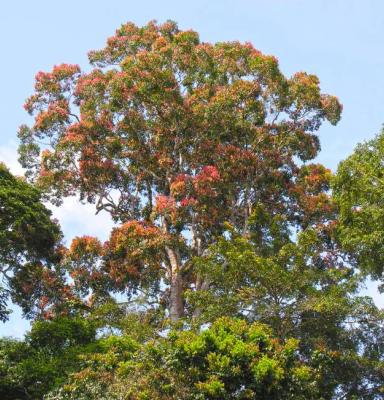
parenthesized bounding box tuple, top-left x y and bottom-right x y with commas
(166, 246, 184, 321)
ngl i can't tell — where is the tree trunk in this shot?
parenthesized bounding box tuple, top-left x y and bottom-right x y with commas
(170, 270, 184, 321)
(166, 246, 184, 321)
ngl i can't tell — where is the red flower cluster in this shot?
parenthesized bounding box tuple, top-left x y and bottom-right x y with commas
(35, 63, 80, 92)
(34, 99, 70, 130)
(155, 194, 176, 215)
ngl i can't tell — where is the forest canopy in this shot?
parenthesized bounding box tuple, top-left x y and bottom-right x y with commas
(0, 20, 383, 399)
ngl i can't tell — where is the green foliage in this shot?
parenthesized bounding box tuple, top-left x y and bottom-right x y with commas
(0, 317, 97, 399)
(44, 318, 323, 400)
(0, 163, 62, 320)
(187, 219, 357, 340)
(0, 163, 61, 266)
(1, 301, 383, 399)
(0, 338, 30, 400)
(183, 202, 384, 398)
(29, 316, 96, 349)
(333, 130, 384, 280)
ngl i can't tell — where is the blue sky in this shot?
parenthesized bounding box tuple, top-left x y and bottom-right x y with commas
(1, 0, 384, 337)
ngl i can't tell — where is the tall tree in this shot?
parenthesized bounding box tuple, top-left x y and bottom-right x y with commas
(19, 20, 342, 321)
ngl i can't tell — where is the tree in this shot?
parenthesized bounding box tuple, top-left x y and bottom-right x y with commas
(333, 129, 384, 280)
(0, 317, 97, 399)
(19, 20, 342, 321)
(0, 163, 63, 321)
(186, 229, 384, 398)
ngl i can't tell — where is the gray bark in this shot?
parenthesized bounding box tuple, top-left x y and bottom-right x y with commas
(166, 246, 184, 321)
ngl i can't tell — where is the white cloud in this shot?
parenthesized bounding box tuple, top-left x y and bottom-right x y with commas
(0, 141, 24, 175)
(48, 198, 115, 244)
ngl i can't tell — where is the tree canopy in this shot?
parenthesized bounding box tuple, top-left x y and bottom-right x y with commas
(18, 19, 342, 321)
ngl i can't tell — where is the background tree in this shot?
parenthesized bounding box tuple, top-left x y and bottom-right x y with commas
(183, 159, 384, 398)
(333, 129, 384, 281)
(0, 317, 97, 399)
(0, 163, 64, 320)
(18, 20, 342, 321)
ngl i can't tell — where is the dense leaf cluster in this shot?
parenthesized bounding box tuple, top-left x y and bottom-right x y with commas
(0, 163, 62, 321)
